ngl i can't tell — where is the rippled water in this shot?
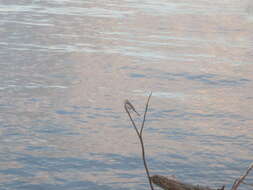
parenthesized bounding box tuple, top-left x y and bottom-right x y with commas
(0, 0, 253, 189)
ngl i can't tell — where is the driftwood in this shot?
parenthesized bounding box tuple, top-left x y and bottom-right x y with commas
(150, 175, 222, 190)
(124, 95, 252, 190)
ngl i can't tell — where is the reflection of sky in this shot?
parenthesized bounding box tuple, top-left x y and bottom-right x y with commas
(0, 0, 253, 189)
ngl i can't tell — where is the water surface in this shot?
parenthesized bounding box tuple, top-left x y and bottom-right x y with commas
(0, 0, 253, 189)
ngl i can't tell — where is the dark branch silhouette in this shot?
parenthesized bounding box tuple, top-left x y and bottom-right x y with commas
(124, 96, 252, 190)
(124, 92, 154, 190)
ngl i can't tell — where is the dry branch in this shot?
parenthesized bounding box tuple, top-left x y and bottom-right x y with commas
(151, 175, 217, 190)
(231, 163, 253, 190)
(124, 93, 154, 190)
(150, 161, 253, 190)
(124, 96, 252, 190)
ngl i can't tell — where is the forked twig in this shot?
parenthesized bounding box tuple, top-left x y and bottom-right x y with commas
(124, 95, 252, 190)
(231, 163, 253, 190)
(124, 93, 154, 190)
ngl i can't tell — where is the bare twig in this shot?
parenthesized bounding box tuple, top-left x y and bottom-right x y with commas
(124, 99, 140, 116)
(139, 93, 153, 189)
(124, 93, 154, 190)
(231, 163, 253, 190)
(140, 93, 152, 136)
(124, 100, 140, 137)
(242, 181, 253, 187)
(125, 96, 252, 190)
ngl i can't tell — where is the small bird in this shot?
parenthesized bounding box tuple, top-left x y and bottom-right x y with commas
(124, 99, 140, 116)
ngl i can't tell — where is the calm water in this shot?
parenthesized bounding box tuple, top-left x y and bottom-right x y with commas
(0, 0, 253, 189)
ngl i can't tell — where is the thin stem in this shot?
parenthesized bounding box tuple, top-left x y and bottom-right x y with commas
(124, 93, 154, 190)
(124, 103, 140, 137)
(231, 163, 253, 190)
(140, 134, 154, 190)
(140, 92, 152, 136)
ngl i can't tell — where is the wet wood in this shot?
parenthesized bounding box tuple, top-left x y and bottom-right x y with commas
(150, 175, 220, 190)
